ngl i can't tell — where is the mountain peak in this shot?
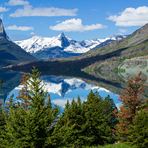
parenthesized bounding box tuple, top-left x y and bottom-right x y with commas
(58, 32, 70, 47)
(58, 32, 66, 39)
(0, 18, 8, 39)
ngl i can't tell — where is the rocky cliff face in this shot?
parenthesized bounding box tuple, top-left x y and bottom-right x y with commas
(0, 19, 8, 39)
(0, 19, 36, 67)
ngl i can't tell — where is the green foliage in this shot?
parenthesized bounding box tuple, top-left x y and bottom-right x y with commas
(113, 67, 126, 74)
(0, 105, 5, 144)
(82, 92, 117, 146)
(52, 97, 84, 147)
(116, 73, 145, 141)
(128, 104, 148, 148)
(53, 91, 117, 147)
(1, 68, 59, 148)
(84, 143, 136, 148)
(1, 68, 146, 147)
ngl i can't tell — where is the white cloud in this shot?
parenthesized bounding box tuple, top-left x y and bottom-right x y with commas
(0, 7, 8, 13)
(10, 5, 78, 17)
(49, 18, 105, 32)
(7, 25, 34, 31)
(108, 6, 148, 27)
(7, 0, 29, 6)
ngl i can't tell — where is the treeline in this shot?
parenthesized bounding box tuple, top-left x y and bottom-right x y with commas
(0, 69, 147, 148)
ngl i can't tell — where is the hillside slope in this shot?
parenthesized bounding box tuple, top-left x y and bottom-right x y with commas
(83, 24, 148, 81)
(8, 23, 148, 73)
(0, 19, 36, 67)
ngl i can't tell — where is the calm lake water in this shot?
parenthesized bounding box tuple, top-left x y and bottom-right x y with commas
(0, 70, 120, 109)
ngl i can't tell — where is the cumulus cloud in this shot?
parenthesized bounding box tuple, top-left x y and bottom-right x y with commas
(49, 18, 105, 32)
(108, 6, 148, 27)
(0, 7, 8, 13)
(7, 0, 29, 6)
(7, 25, 34, 31)
(10, 5, 78, 17)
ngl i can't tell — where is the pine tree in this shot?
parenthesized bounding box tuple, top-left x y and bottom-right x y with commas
(104, 95, 118, 137)
(116, 73, 145, 141)
(128, 107, 148, 148)
(53, 97, 84, 147)
(54, 91, 117, 147)
(82, 91, 116, 146)
(17, 73, 30, 109)
(2, 68, 59, 148)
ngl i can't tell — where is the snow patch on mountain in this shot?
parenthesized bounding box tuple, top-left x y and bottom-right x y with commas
(15, 33, 126, 59)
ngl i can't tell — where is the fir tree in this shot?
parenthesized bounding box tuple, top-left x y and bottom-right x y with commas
(54, 91, 117, 147)
(128, 100, 148, 148)
(116, 73, 145, 141)
(82, 91, 116, 146)
(2, 68, 59, 148)
(53, 98, 84, 147)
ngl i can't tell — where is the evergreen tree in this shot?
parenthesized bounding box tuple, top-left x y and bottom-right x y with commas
(17, 73, 30, 109)
(82, 91, 116, 146)
(104, 95, 118, 136)
(53, 98, 84, 147)
(128, 100, 148, 148)
(2, 68, 59, 148)
(54, 91, 117, 147)
(116, 73, 145, 141)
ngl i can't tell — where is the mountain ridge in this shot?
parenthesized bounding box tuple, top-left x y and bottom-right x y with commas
(15, 33, 126, 59)
(5, 23, 148, 95)
(8, 24, 148, 81)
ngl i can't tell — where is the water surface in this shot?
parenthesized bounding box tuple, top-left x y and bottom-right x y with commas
(0, 70, 120, 108)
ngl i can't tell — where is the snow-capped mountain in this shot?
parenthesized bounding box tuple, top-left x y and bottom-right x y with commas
(15, 33, 126, 59)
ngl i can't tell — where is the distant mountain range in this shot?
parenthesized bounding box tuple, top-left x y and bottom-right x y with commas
(0, 19, 35, 67)
(0, 17, 126, 66)
(3, 22, 148, 96)
(15, 33, 126, 59)
(8, 23, 148, 93)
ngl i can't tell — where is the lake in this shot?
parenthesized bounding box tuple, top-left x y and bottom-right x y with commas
(0, 70, 121, 109)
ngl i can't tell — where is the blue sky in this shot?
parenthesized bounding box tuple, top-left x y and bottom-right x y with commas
(0, 0, 148, 40)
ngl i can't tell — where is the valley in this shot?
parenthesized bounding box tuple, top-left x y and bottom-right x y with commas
(0, 19, 148, 100)
(0, 1, 148, 147)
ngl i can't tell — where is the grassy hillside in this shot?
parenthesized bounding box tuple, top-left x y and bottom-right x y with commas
(82, 24, 148, 81)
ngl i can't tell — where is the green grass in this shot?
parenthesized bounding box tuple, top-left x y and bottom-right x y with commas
(84, 143, 136, 148)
